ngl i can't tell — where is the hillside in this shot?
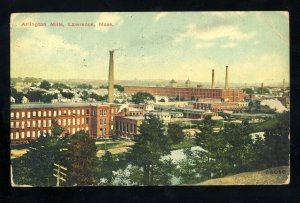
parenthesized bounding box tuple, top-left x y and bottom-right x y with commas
(194, 166, 289, 185)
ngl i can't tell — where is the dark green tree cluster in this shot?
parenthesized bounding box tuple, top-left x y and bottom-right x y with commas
(167, 123, 185, 144)
(39, 80, 51, 90)
(242, 88, 255, 94)
(114, 84, 124, 92)
(76, 83, 93, 89)
(52, 83, 71, 90)
(131, 92, 155, 104)
(11, 88, 24, 103)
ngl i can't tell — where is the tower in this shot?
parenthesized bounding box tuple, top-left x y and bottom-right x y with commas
(211, 69, 215, 88)
(283, 79, 285, 91)
(225, 66, 229, 89)
(108, 50, 114, 103)
(261, 82, 264, 94)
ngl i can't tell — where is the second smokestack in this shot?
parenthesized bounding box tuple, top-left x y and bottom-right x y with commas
(225, 66, 229, 89)
(211, 69, 215, 88)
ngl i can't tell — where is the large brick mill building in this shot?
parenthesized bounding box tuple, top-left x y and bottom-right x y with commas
(10, 102, 122, 144)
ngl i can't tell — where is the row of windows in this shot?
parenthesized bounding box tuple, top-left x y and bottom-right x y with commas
(99, 119, 107, 125)
(11, 118, 89, 129)
(11, 109, 89, 119)
(11, 127, 89, 140)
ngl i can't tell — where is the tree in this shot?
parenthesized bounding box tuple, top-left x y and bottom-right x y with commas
(76, 83, 93, 89)
(41, 93, 58, 103)
(131, 92, 155, 104)
(114, 84, 124, 92)
(26, 90, 44, 102)
(39, 80, 51, 90)
(242, 88, 255, 94)
(127, 115, 171, 185)
(11, 87, 24, 103)
(61, 92, 74, 99)
(52, 83, 71, 90)
(97, 151, 118, 185)
(158, 98, 165, 102)
(176, 148, 198, 184)
(168, 123, 185, 144)
(65, 131, 98, 186)
(52, 119, 65, 137)
(11, 134, 68, 186)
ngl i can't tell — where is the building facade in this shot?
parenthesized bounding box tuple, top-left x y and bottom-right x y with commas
(114, 116, 144, 138)
(124, 86, 245, 102)
(10, 103, 122, 144)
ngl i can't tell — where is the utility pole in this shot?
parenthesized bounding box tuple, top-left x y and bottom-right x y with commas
(53, 163, 67, 186)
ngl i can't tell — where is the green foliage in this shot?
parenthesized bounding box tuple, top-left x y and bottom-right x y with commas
(52, 83, 71, 90)
(175, 96, 185, 101)
(40, 94, 58, 103)
(176, 148, 198, 184)
(11, 134, 68, 186)
(97, 151, 118, 185)
(76, 83, 93, 89)
(65, 131, 98, 186)
(131, 92, 155, 104)
(90, 92, 107, 101)
(114, 84, 124, 92)
(80, 90, 89, 101)
(52, 119, 65, 137)
(127, 115, 171, 185)
(23, 77, 42, 84)
(242, 88, 255, 94)
(168, 123, 185, 144)
(61, 91, 74, 99)
(26, 90, 44, 102)
(39, 80, 51, 90)
(11, 88, 24, 103)
(159, 98, 166, 102)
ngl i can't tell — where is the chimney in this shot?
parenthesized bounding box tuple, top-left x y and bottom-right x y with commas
(108, 50, 114, 103)
(261, 82, 264, 94)
(211, 69, 215, 88)
(225, 66, 229, 89)
(283, 79, 285, 91)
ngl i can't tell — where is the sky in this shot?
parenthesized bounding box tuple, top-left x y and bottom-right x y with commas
(10, 12, 289, 84)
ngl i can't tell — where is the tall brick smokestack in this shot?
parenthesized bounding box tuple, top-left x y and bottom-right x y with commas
(283, 79, 285, 91)
(225, 66, 229, 89)
(211, 69, 215, 88)
(108, 50, 114, 103)
(261, 82, 264, 94)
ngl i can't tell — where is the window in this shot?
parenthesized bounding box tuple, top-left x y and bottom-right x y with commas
(58, 110, 61, 116)
(33, 111, 36, 117)
(16, 112, 19, 119)
(86, 109, 89, 115)
(86, 118, 89, 124)
(77, 109, 80, 115)
(38, 120, 41, 127)
(27, 131, 30, 138)
(48, 129, 51, 134)
(104, 119, 106, 125)
(38, 111, 41, 117)
(32, 131, 36, 137)
(92, 110, 96, 116)
(10, 132, 13, 140)
(43, 111, 46, 117)
(10, 122, 14, 128)
(27, 112, 31, 118)
(21, 121, 25, 129)
(63, 110, 66, 115)
(48, 120, 51, 127)
(72, 118, 75, 125)
(68, 118, 71, 125)
(100, 110, 103, 115)
(77, 118, 80, 125)
(68, 110, 71, 115)
(73, 109, 76, 114)
(27, 121, 30, 128)
(54, 111, 57, 117)
(103, 110, 107, 115)
(16, 132, 19, 139)
(111, 125, 114, 130)
(21, 112, 25, 118)
(72, 128, 75, 134)
(85, 126, 88, 131)
(21, 132, 24, 138)
(49, 111, 52, 117)
(33, 121, 36, 127)
(82, 109, 84, 115)
(111, 108, 114, 113)
(10, 112, 14, 119)
(43, 120, 46, 127)
(63, 119, 66, 126)
(81, 118, 84, 125)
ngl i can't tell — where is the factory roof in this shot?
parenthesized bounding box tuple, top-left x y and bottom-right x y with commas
(11, 102, 111, 109)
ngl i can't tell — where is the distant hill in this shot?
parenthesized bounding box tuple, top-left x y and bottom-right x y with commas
(193, 166, 289, 185)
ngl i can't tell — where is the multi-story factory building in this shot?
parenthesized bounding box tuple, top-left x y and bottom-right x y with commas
(10, 103, 121, 144)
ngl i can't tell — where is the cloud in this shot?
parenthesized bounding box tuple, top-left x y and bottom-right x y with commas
(196, 42, 214, 48)
(95, 13, 123, 32)
(154, 12, 168, 22)
(221, 42, 237, 48)
(174, 24, 256, 47)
